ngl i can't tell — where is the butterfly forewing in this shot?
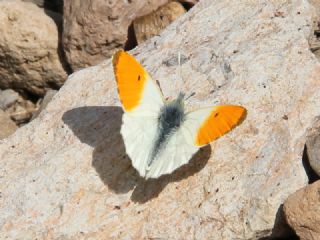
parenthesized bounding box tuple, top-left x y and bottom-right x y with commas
(184, 106, 247, 147)
(113, 50, 164, 115)
(113, 50, 166, 177)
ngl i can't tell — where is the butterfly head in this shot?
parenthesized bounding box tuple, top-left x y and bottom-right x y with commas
(176, 92, 185, 107)
(159, 92, 186, 129)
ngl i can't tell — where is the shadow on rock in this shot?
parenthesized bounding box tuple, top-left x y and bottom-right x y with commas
(259, 204, 298, 240)
(62, 106, 211, 203)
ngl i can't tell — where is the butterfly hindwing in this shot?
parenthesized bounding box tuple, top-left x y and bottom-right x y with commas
(121, 114, 159, 177)
(145, 127, 199, 178)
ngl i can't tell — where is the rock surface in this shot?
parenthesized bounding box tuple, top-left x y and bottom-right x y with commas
(1, 0, 320, 239)
(134, 2, 186, 44)
(31, 89, 57, 120)
(63, 0, 169, 71)
(0, 109, 17, 140)
(0, 1, 67, 96)
(283, 180, 320, 240)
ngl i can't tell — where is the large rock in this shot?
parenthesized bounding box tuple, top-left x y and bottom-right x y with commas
(283, 181, 320, 240)
(63, 0, 169, 71)
(0, 1, 67, 96)
(1, 0, 320, 239)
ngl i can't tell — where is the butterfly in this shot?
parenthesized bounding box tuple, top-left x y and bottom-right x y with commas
(112, 50, 246, 179)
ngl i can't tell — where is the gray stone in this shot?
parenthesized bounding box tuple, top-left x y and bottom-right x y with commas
(0, 89, 19, 110)
(306, 117, 320, 176)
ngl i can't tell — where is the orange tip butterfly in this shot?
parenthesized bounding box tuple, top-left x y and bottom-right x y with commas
(112, 50, 246, 179)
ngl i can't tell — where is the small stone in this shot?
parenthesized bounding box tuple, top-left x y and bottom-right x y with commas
(0, 109, 17, 139)
(133, 2, 186, 44)
(0, 89, 19, 110)
(306, 116, 320, 176)
(5, 95, 37, 126)
(283, 181, 320, 239)
(9, 105, 32, 124)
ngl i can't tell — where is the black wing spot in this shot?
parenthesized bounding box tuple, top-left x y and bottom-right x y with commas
(214, 113, 219, 117)
(138, 75, 141, 81)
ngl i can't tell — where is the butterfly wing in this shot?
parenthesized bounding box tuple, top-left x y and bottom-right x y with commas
(113, 50, 164, 116)
(121, 114, 159, 177)
(146, 105, 246, 178)
(113, 50, 165, 177)
(184, 105, 247, 147)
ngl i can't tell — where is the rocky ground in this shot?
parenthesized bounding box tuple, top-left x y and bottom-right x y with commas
(1, 0, 320, 239)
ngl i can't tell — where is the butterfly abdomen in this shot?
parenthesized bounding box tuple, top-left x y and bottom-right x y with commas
(148, 97, 185, 167)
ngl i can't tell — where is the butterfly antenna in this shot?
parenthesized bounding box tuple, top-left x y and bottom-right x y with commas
(177, 51, 184, 99)
(185, 92, 195, 101)
(178, 51, 181, 82)
(156, 80, 164, 96)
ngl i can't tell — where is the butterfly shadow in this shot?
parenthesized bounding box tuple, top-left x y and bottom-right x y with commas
(62, 106, 211, 204)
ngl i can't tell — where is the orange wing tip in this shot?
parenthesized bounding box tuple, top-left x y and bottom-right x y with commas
(112, 50, 123, 68)
(112, 50, 128, 73)
(236, 106, 247, 125)
(112, 50, 148, 112)
(195, 105, 247, 146)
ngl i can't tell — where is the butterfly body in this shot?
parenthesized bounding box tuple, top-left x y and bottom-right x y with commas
(148, 92, 185, 167)
(113, 50, 246, 179)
